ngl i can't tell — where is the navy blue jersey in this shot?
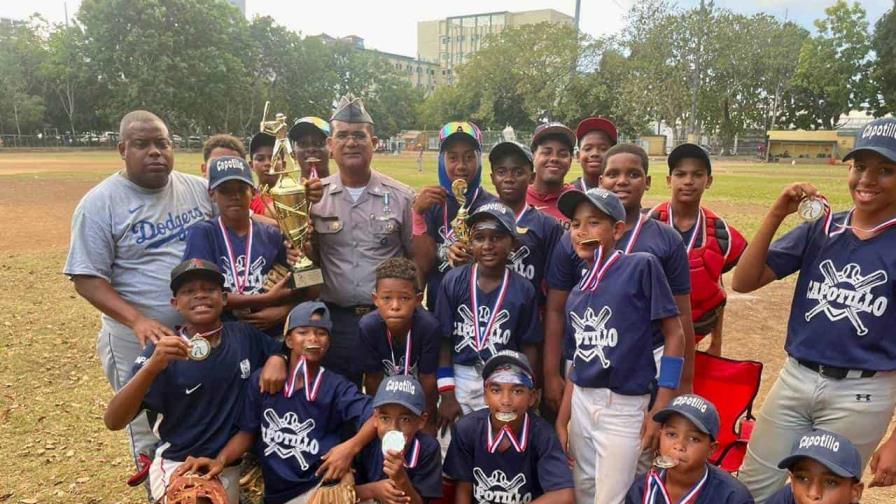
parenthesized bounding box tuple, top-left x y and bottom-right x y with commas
(358, 307, 441, 378)
(625, 464, 754, 504)
(510, 206, 565, 305)
(444, 409, 573, 503)
(238, 367, 373, 504)
(423, 189, 497, 310)
(356, 432, 443, 500)
(766, 484, 796, 504)
(435, 264, 542, 366)
(766, 213, 896, 370)
(183, 218, 287, 295)
(130, 321, 280, 461)
(566, 252, 679, 395)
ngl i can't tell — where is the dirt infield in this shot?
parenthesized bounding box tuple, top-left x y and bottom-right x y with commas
(0, 150, 893, 503)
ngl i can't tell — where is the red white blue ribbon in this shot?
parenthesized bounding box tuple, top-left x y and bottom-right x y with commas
(218, 217, 253, 294)
(667, 206, 705, 254)
(404, 439, 421, 468)
(514, 205, 530, 225)
(578, 246, 623, 291)
(386, 327, 413, 376)
(642, 467, 708, 504)
(621, 214, 646, 254)
(487, 413, 530, 453)
(284, 357, 324, 401)
(828, 206, 896, 237)
(469, 264, 510, 354)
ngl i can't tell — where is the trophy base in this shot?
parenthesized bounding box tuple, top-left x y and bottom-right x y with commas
(290, 266, 324, 289)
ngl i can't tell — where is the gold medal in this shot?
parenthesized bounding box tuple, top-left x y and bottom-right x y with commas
(798, 197, 826, 222)
(188, 336, 211, 361)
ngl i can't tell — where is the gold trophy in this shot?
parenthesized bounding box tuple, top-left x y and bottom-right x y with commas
(259, 101, 323, 288)
(450, 179, 470, 245)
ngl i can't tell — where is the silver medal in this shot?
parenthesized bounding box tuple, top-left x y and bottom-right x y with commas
(382, 430, 406, 455)
(495, 412, 518, 423)
(798, 197, 825, 222)
(188, 336, 211, 361)
(653, 455, 678, 469)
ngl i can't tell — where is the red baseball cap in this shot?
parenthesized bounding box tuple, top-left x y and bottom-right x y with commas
(576, 117, 618, 146)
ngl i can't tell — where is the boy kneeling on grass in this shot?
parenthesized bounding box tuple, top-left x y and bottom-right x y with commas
(355, 375, 443, 504)
(103, 259, 288, 503)
(768, 429, 864, 504)
(625, 394, 753, 503)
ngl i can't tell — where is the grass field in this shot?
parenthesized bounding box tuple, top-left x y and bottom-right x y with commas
(0, 150, 893, 503)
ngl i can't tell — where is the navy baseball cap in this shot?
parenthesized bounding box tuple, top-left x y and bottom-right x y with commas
(653, 394, 720, 441)
(208, 156, 255, 190)
(843, 117, 896, 163)
(576, 117, 618, 145)
(284, 301, 332, 334)
(489, 141, 533, 166)
(482, 350, 535, 388)
(373, 375, 426, 416)
(778, 429, 862, 479)
(531, 122, 576, 151)
(288, 116, 331, 143)
(248, 132, 275, 156)
(466, 202, 517, 238)
(170, 258, 226, 294)
(668, 143, 712, 175)
(558, 187, 626, 223)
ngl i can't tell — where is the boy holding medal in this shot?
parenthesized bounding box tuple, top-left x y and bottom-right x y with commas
(732, 117, 896, 500)
(444, 351, 574, 504)
(359, 258, 440, 426)
(177, 301, 377, 504)
(625, 394, 753, 504)
(553, 187, 685, 504)
(103, 259, 287, 503)
(767, 429, 864, 504)
(648, 144, 747, 355)
(355, 375, 443, 504)
(434, 203, 542, 430)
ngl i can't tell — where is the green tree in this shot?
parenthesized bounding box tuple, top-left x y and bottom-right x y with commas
(871, 2, 896, 116)
(0, 17, 49, 135)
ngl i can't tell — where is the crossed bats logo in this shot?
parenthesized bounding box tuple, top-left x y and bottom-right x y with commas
(569, 306, 618, 368)
(473, 468, 531, 504)
(382, 357, 419, 378)
(261, 409, 319, 470)
(454, 305, 511, 357)
(805, 260, 888, 336)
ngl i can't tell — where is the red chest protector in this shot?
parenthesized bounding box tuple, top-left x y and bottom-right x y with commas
(649, 202, 734, 335)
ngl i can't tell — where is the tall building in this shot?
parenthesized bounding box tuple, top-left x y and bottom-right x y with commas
(417, 9, 574, 72)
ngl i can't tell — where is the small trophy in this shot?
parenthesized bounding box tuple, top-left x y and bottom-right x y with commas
(259, 102, 323, 289)
(450, 179, 470, 245)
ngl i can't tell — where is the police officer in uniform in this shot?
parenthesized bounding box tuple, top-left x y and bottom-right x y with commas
(309, 94, 415, 385)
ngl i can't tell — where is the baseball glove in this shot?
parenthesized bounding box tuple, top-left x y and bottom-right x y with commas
(307, 472, 356, 504)
(163, 473, 228, 504)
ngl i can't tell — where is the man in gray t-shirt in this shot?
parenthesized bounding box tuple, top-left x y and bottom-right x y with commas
(64, 110, 212, 483)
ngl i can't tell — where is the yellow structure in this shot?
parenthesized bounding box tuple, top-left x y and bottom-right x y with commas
(767, 130, 856, 160)
(641, 135, 668, 156)
(417, 9, 574, 74)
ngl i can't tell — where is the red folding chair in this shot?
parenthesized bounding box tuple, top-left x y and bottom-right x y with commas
(693, 351, 763, 473)
(430, 477, 456, 504)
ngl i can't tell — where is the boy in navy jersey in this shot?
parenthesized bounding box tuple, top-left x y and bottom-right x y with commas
(103, 259, 286, 502)
(359, 258, 440, 426)
(183, 156, 298, 333)
(626, 394, 753, 504)
(733, 117, 896, 500)
(412, 121, 497, 311)
(445, 351, 574, 504)
(649, 144, 747, 355)
(434, 204, 542, 431)
(571, 117, 617, 193)
(177, 301, 376, 504)
(488, 141, 564, 305)
(356, 376, 443, 504)
(553, 187, 685, 504)
(542, 144, 695, 417)
(767, 429, 864, 504)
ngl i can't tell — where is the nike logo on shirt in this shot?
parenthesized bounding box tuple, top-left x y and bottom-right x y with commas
(128, 204, 145, 213)
(185, 384, 202, 394)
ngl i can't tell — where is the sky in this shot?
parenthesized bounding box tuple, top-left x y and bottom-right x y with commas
(2, 0, 891, 58)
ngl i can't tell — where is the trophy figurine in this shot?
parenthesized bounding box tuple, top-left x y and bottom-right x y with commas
(450, 179, 470, 245)
(259, 101, 323, 288)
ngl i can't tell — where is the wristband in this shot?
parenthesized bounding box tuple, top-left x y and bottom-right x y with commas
(658, 356, 684, 389)
(437, 366, 455, 392)
(412, 212, 428, 236)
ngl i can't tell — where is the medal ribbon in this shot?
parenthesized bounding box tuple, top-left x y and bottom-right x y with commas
(442, 187, 481, 241)
(218, 217, 253, 294)
(486, 413, 530, 453)
(578, 246, 623, 291)
(642, 467, 708, 504)
(514, 205, 530, 225)
(469, 264, 510, 353)
(578, 179, 590, 192)
(404, 439, 421, 468)
(386, 327, 413, 375)
(178, 325, 223, 343)
(667, 206, 705, 254)
(284, 357, 325, 401)
(828, 207, 896, 237)
(621, 214, 646, 254)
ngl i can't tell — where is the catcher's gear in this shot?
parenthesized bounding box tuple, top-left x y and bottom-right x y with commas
(163, 473, 228, 504)
(308, 472, 356, 504)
